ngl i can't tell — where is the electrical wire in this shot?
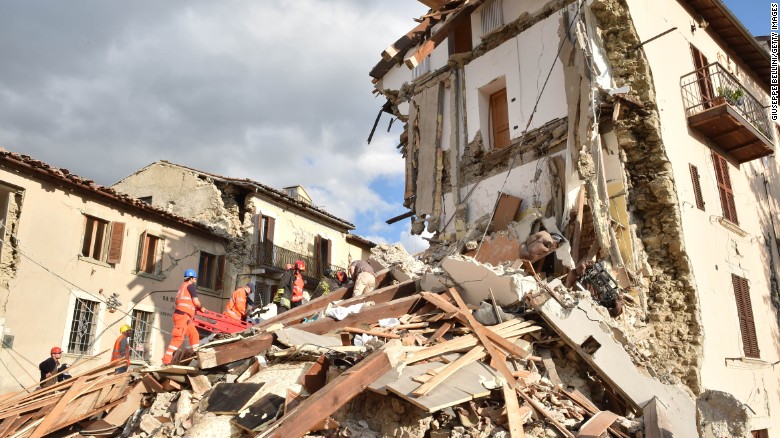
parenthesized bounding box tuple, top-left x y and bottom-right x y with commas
(474, 0, 587, 258)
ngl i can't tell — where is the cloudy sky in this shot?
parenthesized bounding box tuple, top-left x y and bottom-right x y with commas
(0, 1, 760, 253)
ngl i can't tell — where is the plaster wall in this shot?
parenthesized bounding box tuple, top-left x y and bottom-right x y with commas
(248, 196, 366, 270)
(464, 11, 567, 145)
(0, 169, 227, 394)
(627, 0, 780, 430)
(471, 0, 553, 50)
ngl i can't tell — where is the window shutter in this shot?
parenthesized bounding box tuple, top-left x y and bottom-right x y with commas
(137, 231, 148, 272)
(326, 239, 332, 266)
(731, 274, 760, 358)
(689, 164, 705, 210)
(215, 255, 226, 293)
(266, 217, 275, 243)
(314, 235, 322, 260)
(255, 212, 263, 244)
(106, 222, 125, 264)
(713, 153, 738, 224)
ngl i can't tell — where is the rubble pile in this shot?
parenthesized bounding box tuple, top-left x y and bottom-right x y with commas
(0, 247, 710, 437)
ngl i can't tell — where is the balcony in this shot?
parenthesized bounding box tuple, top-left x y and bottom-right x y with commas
(250, 242, 345, 281)
(681, 62, 773, 164)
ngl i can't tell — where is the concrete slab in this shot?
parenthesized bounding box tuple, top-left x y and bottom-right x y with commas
(537, 298, 697, 436)
(441, 257, 537, 306)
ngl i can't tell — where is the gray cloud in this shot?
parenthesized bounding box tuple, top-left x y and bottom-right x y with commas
(0, 1, 427, 233)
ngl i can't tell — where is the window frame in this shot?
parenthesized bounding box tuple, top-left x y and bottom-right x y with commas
(136, 231, 165, 279)
(61, 290, 106, 357)
(128, 305, 156, 364)
(197, 251, 225, 294)
(79, 214, 125, 266)
(731, 274, 760, 359)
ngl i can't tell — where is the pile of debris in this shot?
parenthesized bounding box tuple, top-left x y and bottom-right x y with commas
(0, 253, 705, 437)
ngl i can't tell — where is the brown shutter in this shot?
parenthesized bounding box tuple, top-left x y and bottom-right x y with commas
(106, 222, 125, 264)
(731, 274, 760, 358)
(689, 164, 705, 210)
(690, 44, 714, 106)
(137, 231, 148, 272)
(490, 88, 510, 149)
(325, 239, 332, 266)
(713, 153, 738, 224)
(215, 255, 226, 293)
(266, 217, 275, 243)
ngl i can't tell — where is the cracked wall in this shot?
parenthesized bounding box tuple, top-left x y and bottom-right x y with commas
(590, 0, 703, 393)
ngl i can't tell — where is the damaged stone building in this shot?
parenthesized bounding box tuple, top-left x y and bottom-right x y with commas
(372, 0, 779, 434)
(0, 149, 233, 394)
(112, 161, 375, 305)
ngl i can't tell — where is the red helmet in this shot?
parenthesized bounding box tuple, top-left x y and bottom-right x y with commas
(294, 260, 306, 272)
(335, 271, 347, 283)
(51, 347, 62, 354)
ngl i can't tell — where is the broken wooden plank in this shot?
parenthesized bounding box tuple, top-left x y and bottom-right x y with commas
(340, 327, 401, 339)
(301, 354, 330, 395)
(141, 374, 165, 394)
(206, 383, 265, 415)
(517, 388, 575, 438)
(502, 382, 526, 438)
(187, 374, 212, 396)
(578, 410, 620, 438)
(426, 322, 453, 344)
(29, 375, 91, 438)
(103, 382, 144, 427)
(405, 1, 484, 68)
(198, 333, 273, 369)
(260, 345, 397, 437)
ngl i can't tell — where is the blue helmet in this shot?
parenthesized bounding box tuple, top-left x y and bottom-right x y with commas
(184, 269, 197, 279)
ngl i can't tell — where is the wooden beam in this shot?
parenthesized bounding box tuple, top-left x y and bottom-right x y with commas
(418, 0, 449, 9)
(383, 18, 433, 61)
(643, 397, 673, 438)
(30, 376, 92, 438)
(261, 347, 396, 437)
(502, 382, 526, 437)
(516, 388, 575, 438)
(426, 322, 453, 344)
(198, 334, 273, 369)
(405, 1, 484, 68)
(340, 327, 401, 339)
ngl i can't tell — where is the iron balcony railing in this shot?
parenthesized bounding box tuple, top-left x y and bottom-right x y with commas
(251, 241, 345, 281)
(680, 62, 771, 140)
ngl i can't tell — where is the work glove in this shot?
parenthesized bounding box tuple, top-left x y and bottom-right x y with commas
(279, 297, 291, 310)
(273, 288, 284, 304)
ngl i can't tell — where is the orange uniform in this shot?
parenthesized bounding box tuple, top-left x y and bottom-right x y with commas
(292, 272, 304, 303)
(111, 334, 131, 369)
(162, 281, 201, 365)
(224, 287, 249, 321)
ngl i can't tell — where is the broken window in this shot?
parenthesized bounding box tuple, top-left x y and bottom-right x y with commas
(731, 274, 760, 358)
(712, 152, 738, 224)
(689, 164, 705, 210)
(67, 298, 99, 354)
(490, 88, 510, 149)
(198, 251, 225, 292)
(412, 55, 431, 80)
(480, 0, 504, 36)
(137, 232, 163, 275)
(130, 309, 153, 362)
(81, 215, 124, 265)
(138, 196, 153, 204)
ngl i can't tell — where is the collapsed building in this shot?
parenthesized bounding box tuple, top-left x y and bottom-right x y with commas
(112, 161, 375, 305)
(368, 0, 780, 434)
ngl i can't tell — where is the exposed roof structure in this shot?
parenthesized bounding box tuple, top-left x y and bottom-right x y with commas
(0, 149, 224, 239)
(147, 160, 357, 231)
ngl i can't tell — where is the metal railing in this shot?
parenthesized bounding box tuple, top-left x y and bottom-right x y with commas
(680, 62, 771, 139)
(251, 242, 345, 281)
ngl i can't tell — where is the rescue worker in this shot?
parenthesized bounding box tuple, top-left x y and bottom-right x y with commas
(348, 259, 376, 297)
(111, 324, 133, 373)
(312, 269, 348, 300)
(224, 283, 255, 321)
(39, 347, 68, 388)
(162, 269, 206, 365)
(273, 261, 306, 311)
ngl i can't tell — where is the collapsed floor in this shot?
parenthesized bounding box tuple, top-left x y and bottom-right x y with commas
(0, 244, 755, 437)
